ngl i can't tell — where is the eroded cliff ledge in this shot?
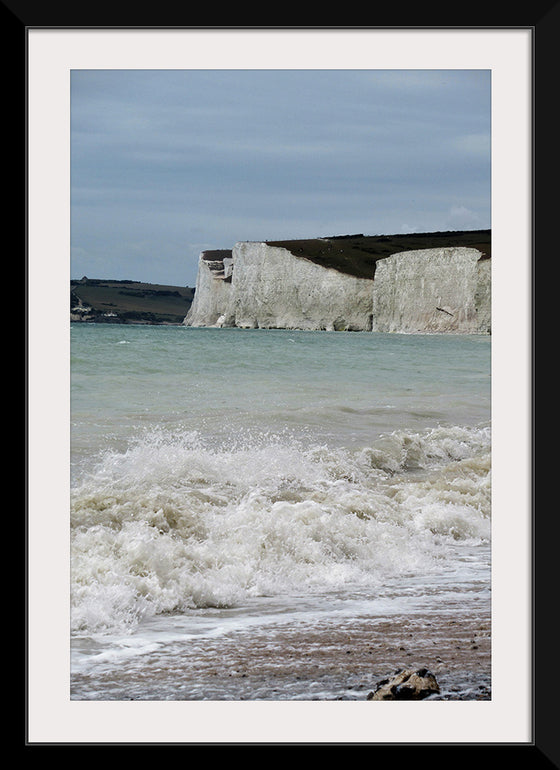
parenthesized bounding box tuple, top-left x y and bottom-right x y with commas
(184, 230, 491, 334)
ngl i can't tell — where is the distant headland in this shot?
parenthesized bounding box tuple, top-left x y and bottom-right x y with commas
(70, 278, 195, 325)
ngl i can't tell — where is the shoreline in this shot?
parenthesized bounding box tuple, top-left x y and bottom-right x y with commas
(71, 607, 491, 702)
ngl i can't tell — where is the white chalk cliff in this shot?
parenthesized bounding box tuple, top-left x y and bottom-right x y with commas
(184, 238, 491, 334)
(371, 247, 491, 334)
(185, 242, 375, 331)
(184, 251, 233, 328)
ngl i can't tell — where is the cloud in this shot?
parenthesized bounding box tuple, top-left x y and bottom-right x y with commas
(445, 205, 483, 230)
(70, 69, 491, 286)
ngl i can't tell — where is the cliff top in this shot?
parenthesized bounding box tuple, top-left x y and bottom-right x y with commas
(202, 250, 233, 260)
(266, 230, 491, 280)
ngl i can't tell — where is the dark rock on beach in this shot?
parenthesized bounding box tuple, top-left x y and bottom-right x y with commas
(367, 667, 440, 701)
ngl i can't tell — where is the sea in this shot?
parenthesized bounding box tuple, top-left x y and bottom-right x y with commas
(70, 324, 491, 703)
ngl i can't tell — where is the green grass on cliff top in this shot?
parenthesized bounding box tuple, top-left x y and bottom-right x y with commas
(267, 230, 491, 280)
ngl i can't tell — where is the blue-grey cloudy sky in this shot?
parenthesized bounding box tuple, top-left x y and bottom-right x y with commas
(71, 68, 491, 287)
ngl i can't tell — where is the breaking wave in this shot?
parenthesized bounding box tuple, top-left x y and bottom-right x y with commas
(71, 424, 491, 635)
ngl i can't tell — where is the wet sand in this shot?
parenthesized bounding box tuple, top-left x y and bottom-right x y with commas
(71, 608, 491, 701)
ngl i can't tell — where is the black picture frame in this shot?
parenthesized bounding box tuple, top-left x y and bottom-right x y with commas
(17, 16, 550, 758)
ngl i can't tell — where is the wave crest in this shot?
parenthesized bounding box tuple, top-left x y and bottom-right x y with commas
(71, 424, 491, 634)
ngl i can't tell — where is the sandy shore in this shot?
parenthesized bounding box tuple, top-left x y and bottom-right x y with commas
(179, 610, 492, 701)
(71, 607, 491, 701)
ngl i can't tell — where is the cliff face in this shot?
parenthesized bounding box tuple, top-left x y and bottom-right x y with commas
(185, 242, 376, 331)
(184, 251, 234, 328)
(229, 242, 375, 331)
(371, 247, 491, 334)
(184, 236, 491, 334)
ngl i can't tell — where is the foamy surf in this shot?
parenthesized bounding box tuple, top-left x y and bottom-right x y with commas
(71, 424, 490, 636)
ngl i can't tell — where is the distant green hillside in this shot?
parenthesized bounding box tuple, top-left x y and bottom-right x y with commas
(70, 278, 195, 324)
(267, 230, 491, 280)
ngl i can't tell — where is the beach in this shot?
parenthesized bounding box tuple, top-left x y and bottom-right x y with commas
(70, 607, 490, 702)
(70, 325, 491, 702)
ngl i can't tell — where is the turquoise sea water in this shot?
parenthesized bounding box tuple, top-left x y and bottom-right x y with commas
(70, 325, 491, 701)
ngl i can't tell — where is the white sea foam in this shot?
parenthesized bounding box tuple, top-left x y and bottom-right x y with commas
(71, 424, 490, 635)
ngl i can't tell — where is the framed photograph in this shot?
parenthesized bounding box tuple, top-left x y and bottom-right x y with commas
(24, 24, 542, 751)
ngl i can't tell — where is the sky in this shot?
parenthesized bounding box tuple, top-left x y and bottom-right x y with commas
(70, 68, 491, 288)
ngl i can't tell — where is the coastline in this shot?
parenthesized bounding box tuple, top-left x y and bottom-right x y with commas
(71, 607, 490, 702)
